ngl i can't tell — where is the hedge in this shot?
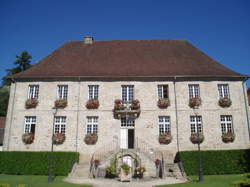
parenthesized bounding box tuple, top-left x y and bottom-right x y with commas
(0, 151, 79, 176)
(179, 149, 250, 176)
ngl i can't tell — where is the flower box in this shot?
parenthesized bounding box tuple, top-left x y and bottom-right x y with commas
(157, 98, 170, 109)
(130, 99, 140, 110)
(54, 99, 67, 108)
(25, 98, 38, 109)
(52, 133, 65, 145)
(190, 133, 204, 144)
(159, 132, 172, 144)
(113, 99, 141, 119)
(22, 133, 35, 144)
(84, 133, 98, 145)
(189, 97, 201, 108)
(86, 98, 99, 109)
(222, 132, 235, 143)
(218, 97, 232, 108)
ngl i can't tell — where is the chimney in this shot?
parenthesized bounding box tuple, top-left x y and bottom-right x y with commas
(84, 36, 94, 44)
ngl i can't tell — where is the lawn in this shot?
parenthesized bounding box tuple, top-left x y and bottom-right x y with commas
(157, 174, 243, 187)
(0, 175, 92, 187)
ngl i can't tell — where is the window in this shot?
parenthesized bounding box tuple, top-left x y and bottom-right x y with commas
(158, 116, 171, 135)
(24, 116, 36, 133)
(158, 85, 168, 99)
(87, 117, 98, 134)
(54, 116, 66, 134)
(218, 84, 230, 98)
(57, 85, 68, 99)
(220, 115, 233, 133)
(190, 116, 203, 134)
(122, 85, 134, 103)
(121, 118, 135, 128)
(188, 84, 200, 98)
(88, 85, 99, 99)
(28, 85, 39, 99)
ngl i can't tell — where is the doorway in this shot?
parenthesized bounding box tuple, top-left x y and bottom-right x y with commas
(120, 118, 135, 149)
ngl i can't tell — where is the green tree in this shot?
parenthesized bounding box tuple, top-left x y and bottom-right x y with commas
(0, 86, 10, 116)
(2, 51, 32, 86)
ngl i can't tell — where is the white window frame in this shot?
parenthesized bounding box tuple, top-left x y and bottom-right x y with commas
(86, 116, 98, 134)
(220, 115, 233, 133)
(57, 85, 68, 99)
(158, 116, 171, 135)
(218, 84, 230, 98)
(190, 116, 203, 134)
(121, 118, 135, 129)
(28, 85, 39, 99)
(188, 84, 200, 98)
(54, 116, 66, 134)
(88, 85, 99, 99)
(122, 85, 134, 103)
(158, 85, 169, 99)
(24, 116, 36, 133)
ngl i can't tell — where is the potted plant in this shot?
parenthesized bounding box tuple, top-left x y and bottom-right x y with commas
(25, 98, 38, 109)
(218, 96, 232, 108)
(130, 99, 140, 110)
(159, 131, 172, 144)
(134, 166, 146, 178)
(222, 131, 235, 143)
(52, 133, 66, 145)
(120, 164, 131, 182)
(84, 133, 98, 145)
(22, 133, 35, 144)
(190, 133, 204, 144)
(157, 98, 170, 109)
(54, 99, 67, 108)
(92, 159, 100, 168)
(86, 98, 99, 109)
(189, 97, 201, 108)
(114, 99, 126, 110)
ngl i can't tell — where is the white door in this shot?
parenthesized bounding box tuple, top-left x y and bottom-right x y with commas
(120, 129, 128, 149)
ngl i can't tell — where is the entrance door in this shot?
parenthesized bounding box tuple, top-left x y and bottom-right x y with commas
(120, 129, 128, 149)
(128, 129, 134, 149)
(120, 118, 135, 149)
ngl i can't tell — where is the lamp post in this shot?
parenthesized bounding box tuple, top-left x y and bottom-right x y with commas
(48, 108, 58, 183)
(193, 107, 204, 182)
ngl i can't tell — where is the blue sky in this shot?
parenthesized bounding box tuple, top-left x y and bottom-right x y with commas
(1, 0, 249, 86)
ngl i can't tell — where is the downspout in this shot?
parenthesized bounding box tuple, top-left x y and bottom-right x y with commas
(75, 77, 81, 157)
(242, 79, 250, 141)
(7, 79, 17, 151)
(173, 77, 180, 152)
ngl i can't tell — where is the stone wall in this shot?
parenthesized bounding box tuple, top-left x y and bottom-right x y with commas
(3, 80, 250, 161)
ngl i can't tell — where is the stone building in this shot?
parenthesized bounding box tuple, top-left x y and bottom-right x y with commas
(3, 37, 250, 178)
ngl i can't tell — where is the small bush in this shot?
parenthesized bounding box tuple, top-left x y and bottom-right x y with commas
(180, 149, 250, 176)
(0, 151, 79, 176)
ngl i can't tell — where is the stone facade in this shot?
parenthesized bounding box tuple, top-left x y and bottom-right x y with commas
(3, 80, 250, 162)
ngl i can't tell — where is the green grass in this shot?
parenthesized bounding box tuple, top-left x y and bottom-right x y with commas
(0, 174, 92, 187)
(157, 174, 244, 187)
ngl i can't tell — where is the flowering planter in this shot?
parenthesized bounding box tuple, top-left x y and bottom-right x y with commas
(222, 132, 235, 143)
(52, 133, 65, 145)
(86, 98, 99, 109)
(157, 98, 170, 109)
(134, 166, 146, 178)
(84, 134, 98, 145)
(130, 99, 140, 110)
(54, 99, 67, 109)
(190, 133, 204, 144)
(25, 98, 38, 109)
(159, 133, 172, 144)
(22, 133, 35, 144)
(189, 97, 201, 108)
(92, 159, 100, 168)
(218, 97, 232, 108)
(113, 99, 141, 119)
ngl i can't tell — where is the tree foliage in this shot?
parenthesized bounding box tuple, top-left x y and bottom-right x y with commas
(0, 87, 10, 116)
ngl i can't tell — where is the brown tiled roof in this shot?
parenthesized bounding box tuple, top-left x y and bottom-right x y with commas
(11, 39, 245, 79)
(0, 117, 5, 145)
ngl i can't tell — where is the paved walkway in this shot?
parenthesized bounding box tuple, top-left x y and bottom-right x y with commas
(64, 177, 188, 187)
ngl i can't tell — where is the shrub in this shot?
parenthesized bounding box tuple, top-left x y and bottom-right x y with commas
(0, 151, 79, 176)
(180, 149, 250, 176)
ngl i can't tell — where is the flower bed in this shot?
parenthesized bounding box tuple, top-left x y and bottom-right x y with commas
(113, 99, 141, 119)
(189, 97, 201, 108)
(218, 97, 232, 108)
(52, 133, 66, 145)
(84, 133, 98, 145)
(222, 132, 235, 143)
(22, 133, 35, 144)
(157, 98, 170, 109)
(25, 98, 38, 109)
(86, 98, 99, 109)
(159, 132, 172, 144)
(190, 133, 204, 144)
(54, 99, 67, 108)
